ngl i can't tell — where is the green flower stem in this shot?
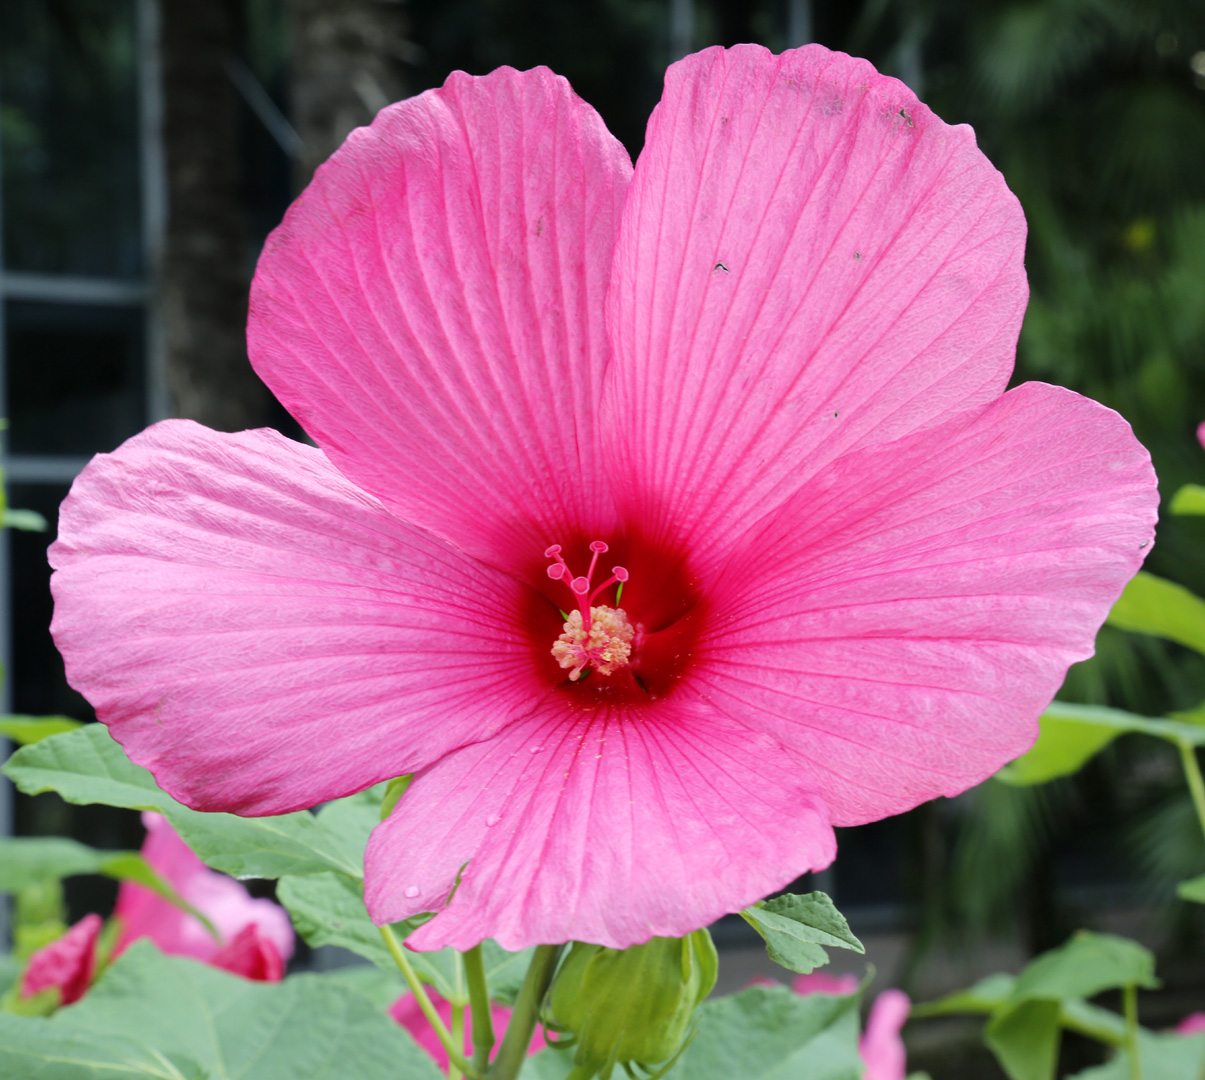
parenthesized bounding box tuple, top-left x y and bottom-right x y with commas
(1178, 740, 1205, 845)
(464, 945, 496, 1074)
(1124, 983, 1142, 1080)
(378, 924, 480, 1080)
(449, 1003, 465, 1080)
(488, 944, 563, 1080)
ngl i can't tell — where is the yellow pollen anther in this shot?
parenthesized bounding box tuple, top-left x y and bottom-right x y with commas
(552, 606, 635, 682)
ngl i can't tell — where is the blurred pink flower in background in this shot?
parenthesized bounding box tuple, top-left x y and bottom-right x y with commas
(390, 988, 542, 1069)
(858, 989, 911, 1080)
(1177, 1013, 1205, 1035)
(51, 43, 1158, 952)
(18, 813, 293, 1007)
(113, 812, 294, 980)
(792, 972, 859, 995)
(19, 913, 102, 1006)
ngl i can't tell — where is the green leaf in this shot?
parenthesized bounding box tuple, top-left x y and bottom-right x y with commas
(660, 982, 863, 1080)
(0, 953, 20, 998)
(3, 724, 359, 880)
(911, 972, 1016, 1017)
(513, 983, 868, 1079)
(985, 999, 1061, 1080)
(1177, 873, 1205, 903)
(0, 1015, 202, 1079)
(1067, 1031, 1205, 1079)
(0, 715, 83, 745)
(479, 940, 536, 1007)
(314, 788, 382, 867)
(0, 838, 215, 936)
(0, 836, 138, 890)
(1011, 932, 1159, 1001)
(278, 872, 398, 974)
(1107, 571, 1205, 655)
(924, 934, 1154, 1079)
(1170, 484, 1205, 516)
(1, 508, 48, 532)
(321, 966, 408, 1012)
(53, 942, 444, 1080)
(998, 702, 1205, 786)
(739, 892, 864, 975)
(1059, 1000, 1127, 1048)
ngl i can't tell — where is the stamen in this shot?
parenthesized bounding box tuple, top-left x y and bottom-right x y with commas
(544, 540, 634, 681)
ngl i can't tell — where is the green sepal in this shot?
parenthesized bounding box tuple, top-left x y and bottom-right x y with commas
(380, 775, 413, 820)
(544, 930, 717, 1080)
(0, 984, 60, 1018)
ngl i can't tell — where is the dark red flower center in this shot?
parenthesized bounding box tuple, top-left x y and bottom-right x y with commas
(530, 535, 705, 703)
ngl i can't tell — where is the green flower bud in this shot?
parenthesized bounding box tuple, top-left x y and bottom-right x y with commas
(544, 929, 718, 1080)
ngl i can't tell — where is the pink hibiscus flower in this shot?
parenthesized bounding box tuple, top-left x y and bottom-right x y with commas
(391, 988, 542, 1069)
(113, 812, 294, 979)
(49, 45, 1156, 951)
(18, 814, 293, 1007)
(19, 913, 102, 1006)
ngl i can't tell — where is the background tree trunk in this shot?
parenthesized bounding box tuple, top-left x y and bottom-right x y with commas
(159, 0, 274, 431)
(289, 0, 409, 188)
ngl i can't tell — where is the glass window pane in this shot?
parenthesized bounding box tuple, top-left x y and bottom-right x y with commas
(1, 0, 142, 276)
(6, 299, 145, 455)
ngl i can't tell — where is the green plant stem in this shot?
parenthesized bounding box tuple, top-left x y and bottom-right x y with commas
(488, 944, 562, 1080)
(1124, 983, 1142, 1080)
(464, 945, 495, 1074)
(1178, 740, 1205, 845)
(449, 1003, 465, 1080)
(378, 925, 480, 1080)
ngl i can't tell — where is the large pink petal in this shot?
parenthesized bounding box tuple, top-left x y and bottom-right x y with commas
(249, 66, 631, 569)
(364, 698, 835, 950)
(604, 44, 1027, 568)
(695, 383, 1157, 824)
(50, 420, 546, 815)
